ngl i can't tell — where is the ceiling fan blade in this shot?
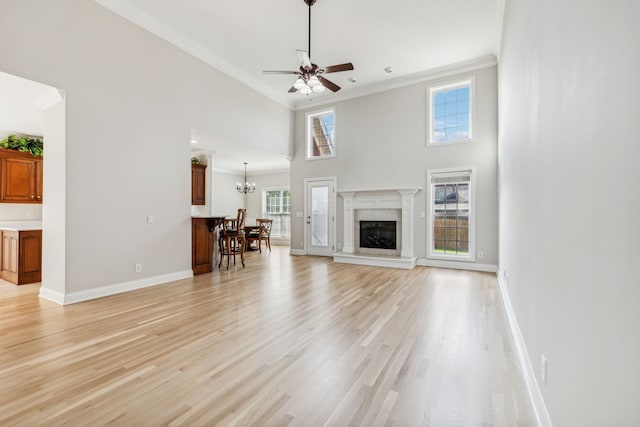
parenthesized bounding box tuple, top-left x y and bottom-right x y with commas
(318, 75, 341, 92)
(263, 70, 301, 75)
(296, 50, 312, 68)
(322, 63, 354, 74)
(288, 86, 297, 93)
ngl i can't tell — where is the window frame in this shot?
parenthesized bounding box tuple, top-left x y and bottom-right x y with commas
(426, 167, 476, 262)
(426, 76, 475, 147)
(261, 186, 291, 238)
(305, 107, 336, 160)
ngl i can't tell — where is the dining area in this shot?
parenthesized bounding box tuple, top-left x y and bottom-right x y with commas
(191, 209, 273, 275)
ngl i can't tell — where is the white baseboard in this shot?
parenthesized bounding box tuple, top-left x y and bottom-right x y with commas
(38, 287, 66, 305)
(289, 249, 306, 256)
(497, 273, 552, 427)
(417, 258, 498, 272)
(39, 270, 194, 305)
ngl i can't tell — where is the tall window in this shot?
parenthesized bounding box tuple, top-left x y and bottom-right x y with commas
(427, 77, 474, 146)
(306, 107, 335, 159)
(427, 168, 475, 261)
(262, 188, 291, 238)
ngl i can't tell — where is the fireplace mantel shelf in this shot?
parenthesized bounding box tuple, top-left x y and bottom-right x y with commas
(337, 187, 422, 195)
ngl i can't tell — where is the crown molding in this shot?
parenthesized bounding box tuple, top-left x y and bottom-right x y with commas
(292, 55, 497, 111)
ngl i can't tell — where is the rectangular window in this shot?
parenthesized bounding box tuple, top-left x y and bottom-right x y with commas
(262, 188, 291, 238)
(427, 168, 475, 261)
(306, 107, 335, 159)
(427, 77, 474, 146)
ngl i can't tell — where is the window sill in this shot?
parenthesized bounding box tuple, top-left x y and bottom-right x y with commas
(426, 138, 474, 148)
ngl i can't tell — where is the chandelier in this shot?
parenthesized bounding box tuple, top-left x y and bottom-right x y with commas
(236, 162, 256, 194)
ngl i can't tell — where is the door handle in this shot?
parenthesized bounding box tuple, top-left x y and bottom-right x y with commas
(306, 216, 311, 224)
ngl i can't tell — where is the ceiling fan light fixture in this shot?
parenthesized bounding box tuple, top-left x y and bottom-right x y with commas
(299, 85, 313, 95)
(307, 75, 321, 87)
(312, 84, 325, 93)
(294, 78, 306, 89)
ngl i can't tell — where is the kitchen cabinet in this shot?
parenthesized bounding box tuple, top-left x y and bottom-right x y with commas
(191, 163, 206, 205)
(0, 148, 43, 203)
(192, 216, 224, 275)
(0, 229, 41, 285)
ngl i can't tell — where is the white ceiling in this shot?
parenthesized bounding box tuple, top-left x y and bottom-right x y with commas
(0, 71, 61, 137)
(95, 0, 502, 110)
(3, 1, 502, 174)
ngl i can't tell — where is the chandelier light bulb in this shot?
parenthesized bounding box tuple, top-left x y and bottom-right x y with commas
(307, 76, 321, 87)
(312, 84, 325, 93)
(293, 78, 306, 89)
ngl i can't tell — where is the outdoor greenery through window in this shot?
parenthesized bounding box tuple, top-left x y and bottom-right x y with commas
(428, 169, 474, 260)
(262, 188, 291, 238)
(428, 78, 473, 145)
(306, 108, 335, 159)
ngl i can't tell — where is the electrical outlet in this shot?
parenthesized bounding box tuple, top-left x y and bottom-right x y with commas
(541, 353, 547, 385)
(420, 210, 425, 218)
(147, 215, 154, 224)
(135, 264, 142, 273)
(478, 251, 484, 259)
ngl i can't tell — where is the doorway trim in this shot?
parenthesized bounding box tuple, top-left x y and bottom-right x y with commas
(303, 176, 337, 256)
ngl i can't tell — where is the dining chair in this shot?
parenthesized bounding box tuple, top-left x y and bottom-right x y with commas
(218, 208, 247, 269)
(246, 218, 273, 253)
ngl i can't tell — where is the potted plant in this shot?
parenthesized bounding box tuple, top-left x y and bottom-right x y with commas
(0, 134, 44, 157)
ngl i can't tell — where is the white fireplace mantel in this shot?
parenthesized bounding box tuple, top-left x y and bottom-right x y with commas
(335, 187, 421, 269)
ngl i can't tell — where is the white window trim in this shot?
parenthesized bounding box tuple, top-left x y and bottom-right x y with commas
(426, 166, 476, 262)
(261, 186, 291, 239)
(426, 76, 475, 147)
(261, 186, 291, 215)
(305, 107, 336, 160)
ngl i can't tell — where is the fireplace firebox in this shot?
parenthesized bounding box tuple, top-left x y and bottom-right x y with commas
(359, 221, 397, 250)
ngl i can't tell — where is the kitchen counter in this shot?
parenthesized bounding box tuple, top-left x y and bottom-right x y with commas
(0, 220, 43, 231)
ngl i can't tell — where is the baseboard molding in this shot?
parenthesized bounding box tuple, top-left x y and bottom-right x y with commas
(497, 274, 553, 427)
(39, 270, 194, 305)
(417, 258, 498, 272)
(289, 249, 306, 256)
(38, 287, 66, 305)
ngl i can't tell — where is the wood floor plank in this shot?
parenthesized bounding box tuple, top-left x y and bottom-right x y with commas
(0, 247, 536, 426)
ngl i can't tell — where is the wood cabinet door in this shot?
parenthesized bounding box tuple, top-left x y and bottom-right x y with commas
(35, 159, 43, 202)
(1, 156, 36, 202)
(19, 231, 42, 284)
(192, 219, 214, 275)
(1, 231, 19, 283)
(191, 164, 206, 205)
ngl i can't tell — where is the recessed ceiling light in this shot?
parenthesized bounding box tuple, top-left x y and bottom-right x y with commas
(191, 140, 198, 144)
(384, 66, 393, 74)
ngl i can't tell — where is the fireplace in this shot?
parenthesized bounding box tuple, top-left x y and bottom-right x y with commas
(359, 221, 397, 249)
(335, 187, 421, 269)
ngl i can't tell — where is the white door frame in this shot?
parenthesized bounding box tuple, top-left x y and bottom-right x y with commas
(304, 176, 337, 256)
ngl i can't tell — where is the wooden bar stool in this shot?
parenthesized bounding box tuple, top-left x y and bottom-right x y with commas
(218, 208, 247, 269)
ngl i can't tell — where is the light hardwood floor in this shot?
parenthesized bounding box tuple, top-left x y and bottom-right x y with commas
(0, 247, 536, 426)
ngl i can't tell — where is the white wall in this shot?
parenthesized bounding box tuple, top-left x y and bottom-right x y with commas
(290, 65, 498, 266)
(0, 0, 292, 297)
(245, 171, 290, 221)
(499, 1, 640, 425)
(41, 99, 66, 294)
(211, 170, 245, 217)
(0, 204, 42, 221)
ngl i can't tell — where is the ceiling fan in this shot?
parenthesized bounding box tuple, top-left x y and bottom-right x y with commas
(263, 0, 354, 95)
